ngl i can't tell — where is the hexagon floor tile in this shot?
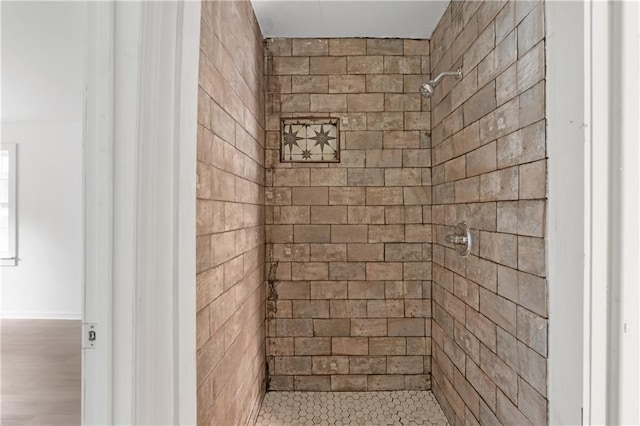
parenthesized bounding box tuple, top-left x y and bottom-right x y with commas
(255, 391, 449, 426)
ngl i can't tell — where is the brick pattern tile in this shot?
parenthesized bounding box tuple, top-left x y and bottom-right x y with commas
(266, 38, 433, 390)
(429, 2, 547, 425)
(196, 2, 266, 426)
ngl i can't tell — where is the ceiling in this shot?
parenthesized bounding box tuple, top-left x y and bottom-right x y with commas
(250, 0, 449, 39)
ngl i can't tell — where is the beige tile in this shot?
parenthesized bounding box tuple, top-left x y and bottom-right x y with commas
(517, 2, 544, 56)
(403, 149, 432, 168)
(348, 281, 386, 299)
(328, 75, 366, 93)
(517, 341, 547, 396)
(347, 56, 384, 74)
(497, 265, 518, 303)
(384, 56, 422, 74)
(351, 319, 388, 336)
(367, 187, 404, 205)
(310, 206, 348, 224)
(517, 41, 545, 93)
(494, 61, 517, 106)
(273, 57, 309, 75)
(347, 243, 384, 261)
(266, 38, 292, 56)
(294, 225, 330, 243)
(309, 56, 347, 75)
(519, 159, 546, 199)
(310, 94, 347, 112)
(330, 375, 368, 391)
(294, 375, 332, 391)
(465, 306, 497, 351)
(292, 38, 329, 56)
(291, 75, 329, 93)
(329, 187, 366, 205)
(329, 39, 367, 56)
(267, 337, 294, 356)
(496, 389, 533, 426)
(463, 81, 497, 126)
(348, 168, 384, 187)
(385, 169, 423, 187)
(480, 166, 519, 202)
(366, 74, 404, 94)
(404, 39, 430, 56)
(466, 358, 497, 410)
(275, 356, 312, 375)
(276, 281, 311, 300)
(332, 337, 368, 355)
(330, 299, 367, 318)
(368, 375, 406, 391)
(310, 356, 349, 374)
(328, 262, 366, 280)
(350, 356, 387, 374)
(347, 93, 385, 112)
(292, 187, 329, 205)
(517, 236, 545, 277)
(367, 39, 404, 55)
(273, 206, 310, 224)
(310, 281, 347, 299)
(480, 344, 518, 403)
(518, 81, 545, 128)
(404, 112, 431, 130)
(276, 319, 313, 337)
(309, 244, 347, 261)
(345, 131, 383, 150)
(367, 112, 405, 131)
(348, 206, 385, 224)
(309, 169, 347, 187)
(518, 377, 547, 425)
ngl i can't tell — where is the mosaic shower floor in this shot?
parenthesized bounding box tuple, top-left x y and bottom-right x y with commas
(255, 391, 449, 426)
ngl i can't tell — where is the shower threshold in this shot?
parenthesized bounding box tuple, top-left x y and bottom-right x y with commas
(255, 390, 449, 426)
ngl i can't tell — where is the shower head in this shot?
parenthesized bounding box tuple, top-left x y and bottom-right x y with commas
(419, 82, 435, 98)
(420, 67, 462, 98)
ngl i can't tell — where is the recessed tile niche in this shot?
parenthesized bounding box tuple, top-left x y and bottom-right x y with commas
(280, 117, 340, 163)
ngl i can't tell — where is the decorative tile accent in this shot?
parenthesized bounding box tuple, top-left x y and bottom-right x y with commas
(256, 391, 449, 426)
(281, 118, 340, 163)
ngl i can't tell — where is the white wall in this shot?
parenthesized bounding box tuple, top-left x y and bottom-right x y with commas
(546, 1, 586, 424)
(1, 2, 84, 318)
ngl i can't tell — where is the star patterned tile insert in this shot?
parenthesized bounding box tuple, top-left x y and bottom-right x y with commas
(255, 391, 449, 426)
(281, 118, 340, 162)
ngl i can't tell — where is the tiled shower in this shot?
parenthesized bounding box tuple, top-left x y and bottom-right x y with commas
(196, 0, 547, 425)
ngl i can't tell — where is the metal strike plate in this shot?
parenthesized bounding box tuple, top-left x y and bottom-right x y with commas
(82, 323, 97, 349)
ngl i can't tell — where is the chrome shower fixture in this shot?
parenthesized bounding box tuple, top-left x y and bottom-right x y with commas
(419, 67, 462, 98)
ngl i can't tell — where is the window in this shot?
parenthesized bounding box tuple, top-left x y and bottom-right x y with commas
(1, 144, 17, 266)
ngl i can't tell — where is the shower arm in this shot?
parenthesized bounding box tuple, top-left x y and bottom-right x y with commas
(429, 68, 462, 87)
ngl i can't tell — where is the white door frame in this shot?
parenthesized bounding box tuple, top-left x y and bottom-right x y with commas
(547, 1, 640, 424)
(608, 2, 639, 424)
(546, 1, 588, 423)
(83, 1, 200, 424)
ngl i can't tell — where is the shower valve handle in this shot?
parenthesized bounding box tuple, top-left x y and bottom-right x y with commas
(446, 234, 468, 245)
(445, 222, 472, 257)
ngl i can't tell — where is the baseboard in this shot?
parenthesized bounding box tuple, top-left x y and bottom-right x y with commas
(0, 311, 82, 320)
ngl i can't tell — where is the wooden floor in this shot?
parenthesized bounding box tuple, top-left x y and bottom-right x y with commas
(1, 320, 81, 426)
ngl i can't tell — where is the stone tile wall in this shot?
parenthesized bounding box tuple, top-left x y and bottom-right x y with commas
(196, 1, 266, 425)
(428, 1, 547, 425)
(264, 38, 434, 391)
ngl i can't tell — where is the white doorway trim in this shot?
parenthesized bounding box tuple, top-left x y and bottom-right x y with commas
(546, 1, 587, 424)
(608, 2, 640, 423)
(547, 1, 640, 424)
(83, 1, 200, 424)
(83, 2, 115, 423)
